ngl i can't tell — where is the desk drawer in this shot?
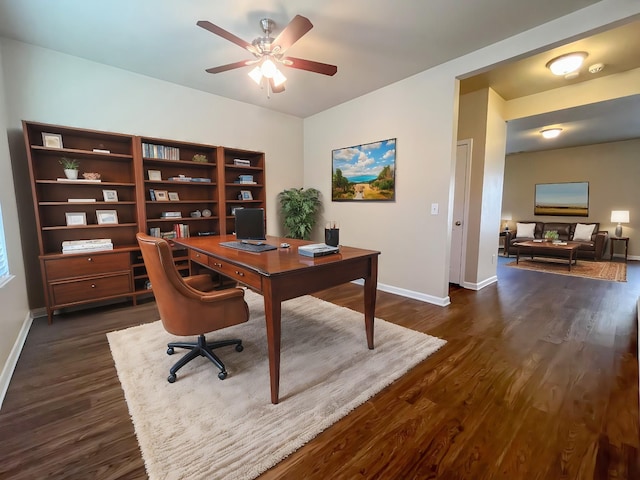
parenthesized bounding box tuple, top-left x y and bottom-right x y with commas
(189, 249, 209, 267)
(207, 257, 261, 290)
(51, 272, 132, 305)
(45, 252, 130, 281)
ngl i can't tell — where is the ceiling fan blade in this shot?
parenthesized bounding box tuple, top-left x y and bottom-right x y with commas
(269, 78, 285, 94)
(197, 20, 259, 55)
(272, 15, 313, 52)
(205, 60, 254, 74)
(283, 57, 337, 76)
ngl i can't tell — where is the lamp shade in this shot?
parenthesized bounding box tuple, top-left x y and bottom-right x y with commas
(611, 210, 629, 223)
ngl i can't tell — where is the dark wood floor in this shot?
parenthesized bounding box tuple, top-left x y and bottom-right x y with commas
(1, 258, 638, 479)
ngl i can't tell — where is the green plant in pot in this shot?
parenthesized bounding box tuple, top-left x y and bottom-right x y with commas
(544, 230, 559, 242)
(278, 187, 321, 239)
(59, 157, 80, 180)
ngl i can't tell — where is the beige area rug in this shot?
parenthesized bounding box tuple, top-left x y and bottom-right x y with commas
(107, 290, 446, 480)
(506, 257, 627, 282)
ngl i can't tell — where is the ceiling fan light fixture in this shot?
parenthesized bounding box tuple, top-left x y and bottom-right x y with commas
(272, 69, 287, 87)
(540, 128, 563, 139)
(260, 58, 278, 78)
(248, 66, 263, 85)
(546, 52, 588, 76)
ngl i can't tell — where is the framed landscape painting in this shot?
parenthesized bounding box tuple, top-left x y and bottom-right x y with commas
(534, 182, 589, 216)
(331, 138, 396, 201)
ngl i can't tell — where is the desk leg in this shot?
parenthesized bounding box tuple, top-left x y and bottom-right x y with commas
(363, 256, 378, 350)
(263, 283, 282, 404)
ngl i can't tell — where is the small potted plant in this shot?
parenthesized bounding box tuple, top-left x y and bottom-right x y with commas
(543, 230, 559, 242)
(59, 157, 80, 179)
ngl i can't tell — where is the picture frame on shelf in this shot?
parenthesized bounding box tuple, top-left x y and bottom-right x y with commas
(168, 192, 180, 201)
(240, 190, 253, 200)
(102, 189, 118, 202)
(96, 210, 118, 225)
(42, 132, 63, 149)
(65, 212, 87, 226)
(155, 190, 169, 201)
(147, 169, 162, 181)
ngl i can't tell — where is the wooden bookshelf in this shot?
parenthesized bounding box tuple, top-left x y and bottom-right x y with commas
(24, 121, 266, 321)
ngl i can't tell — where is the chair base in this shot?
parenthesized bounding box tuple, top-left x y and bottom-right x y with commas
(166, 334, 243, 383)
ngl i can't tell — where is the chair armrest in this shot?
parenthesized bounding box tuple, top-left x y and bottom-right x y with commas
(184, 274, 216, 292)
(199, 287, 245, 303)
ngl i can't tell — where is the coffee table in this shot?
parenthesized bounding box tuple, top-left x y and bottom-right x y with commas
(514, 240, 581, 271)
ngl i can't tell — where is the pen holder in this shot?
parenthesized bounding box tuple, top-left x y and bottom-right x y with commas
(325, 227, 339, 247)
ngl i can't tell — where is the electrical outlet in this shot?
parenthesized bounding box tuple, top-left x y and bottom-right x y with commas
(430, 203, 439, 215)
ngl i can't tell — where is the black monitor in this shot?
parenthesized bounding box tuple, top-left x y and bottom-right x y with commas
(234, 208, 266, 241)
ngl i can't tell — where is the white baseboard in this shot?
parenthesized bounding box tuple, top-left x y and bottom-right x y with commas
(0, 311, 33, 411)
(461, 275, 498, 291)
(351, 279, 451, 307)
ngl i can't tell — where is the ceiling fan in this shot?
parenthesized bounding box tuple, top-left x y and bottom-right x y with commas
(197, 15, 337, 95)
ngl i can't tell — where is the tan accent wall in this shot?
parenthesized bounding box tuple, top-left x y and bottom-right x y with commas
(502, 138, 640, 258)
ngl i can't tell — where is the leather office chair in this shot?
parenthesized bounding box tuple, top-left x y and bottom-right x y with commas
(136, 233, 249, 382)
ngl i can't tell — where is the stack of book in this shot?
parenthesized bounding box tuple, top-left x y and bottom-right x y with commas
(298, 243, 339, 257)
(235, 175, 256, 184)
(161, 211, 182, 218)
(62, 238, 113, 254)
(233, 158, 251, 166)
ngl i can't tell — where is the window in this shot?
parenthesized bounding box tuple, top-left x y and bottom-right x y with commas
(0, 204, 12, 287)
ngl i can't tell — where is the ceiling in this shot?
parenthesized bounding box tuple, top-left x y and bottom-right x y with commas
(0, 0, 637, 153)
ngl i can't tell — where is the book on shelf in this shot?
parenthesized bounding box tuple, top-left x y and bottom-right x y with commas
(62, 238, 113, 253)
(234, 180, 257, 184)
(142, 142, 180, 160)
(173, 223, 190, 238)
(149, 227, 161, 237)
(190, 177, 212, 182)
(68, 198, 96, 202)
(149, 189, 156, 201)
(167, 175, 192, 182)
(233, 158, 251, 166)
(92, 148, 111, 153)
(239, 175, 254, 182)
(56, 178, 102, 183)
(161, 211, 182, 218)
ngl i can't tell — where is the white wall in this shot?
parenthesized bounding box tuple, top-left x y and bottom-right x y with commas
(304, 0, 640, 303)
(0, 43, 31, 408)
(0, 39, 304, 309)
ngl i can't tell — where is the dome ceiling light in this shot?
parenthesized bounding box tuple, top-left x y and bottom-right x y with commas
(540, 128, 563, 139)
(546, 52, 588, 78)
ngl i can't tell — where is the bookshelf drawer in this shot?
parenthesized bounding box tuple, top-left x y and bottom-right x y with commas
(45, 252, 130, 280)
(51, 272, 132, 305)
(207, 257, 261, 290)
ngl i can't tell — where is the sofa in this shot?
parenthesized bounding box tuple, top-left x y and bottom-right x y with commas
(504, 221, 608, 260)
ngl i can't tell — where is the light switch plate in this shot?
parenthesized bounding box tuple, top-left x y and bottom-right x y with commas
(431, 203, 439, 215)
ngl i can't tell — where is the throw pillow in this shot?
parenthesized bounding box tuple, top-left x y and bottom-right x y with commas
(516, 222, 536, 238)
(573, 223, 595, 241)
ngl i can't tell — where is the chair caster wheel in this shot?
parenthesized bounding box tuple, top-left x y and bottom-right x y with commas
(235, 344, 244, 352)
(218, 371, 227, 380)
(168, 373, 176, 383)
(167, 347, 174, 355)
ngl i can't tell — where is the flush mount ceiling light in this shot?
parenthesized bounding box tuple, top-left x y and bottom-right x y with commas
(546, 52, 588, 77)
(540, 128, 563, 139)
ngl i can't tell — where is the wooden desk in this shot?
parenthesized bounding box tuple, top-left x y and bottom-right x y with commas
(173, 235, 380, 404)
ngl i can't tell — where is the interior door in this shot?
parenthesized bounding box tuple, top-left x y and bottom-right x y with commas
(449, 140, 471, 285)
